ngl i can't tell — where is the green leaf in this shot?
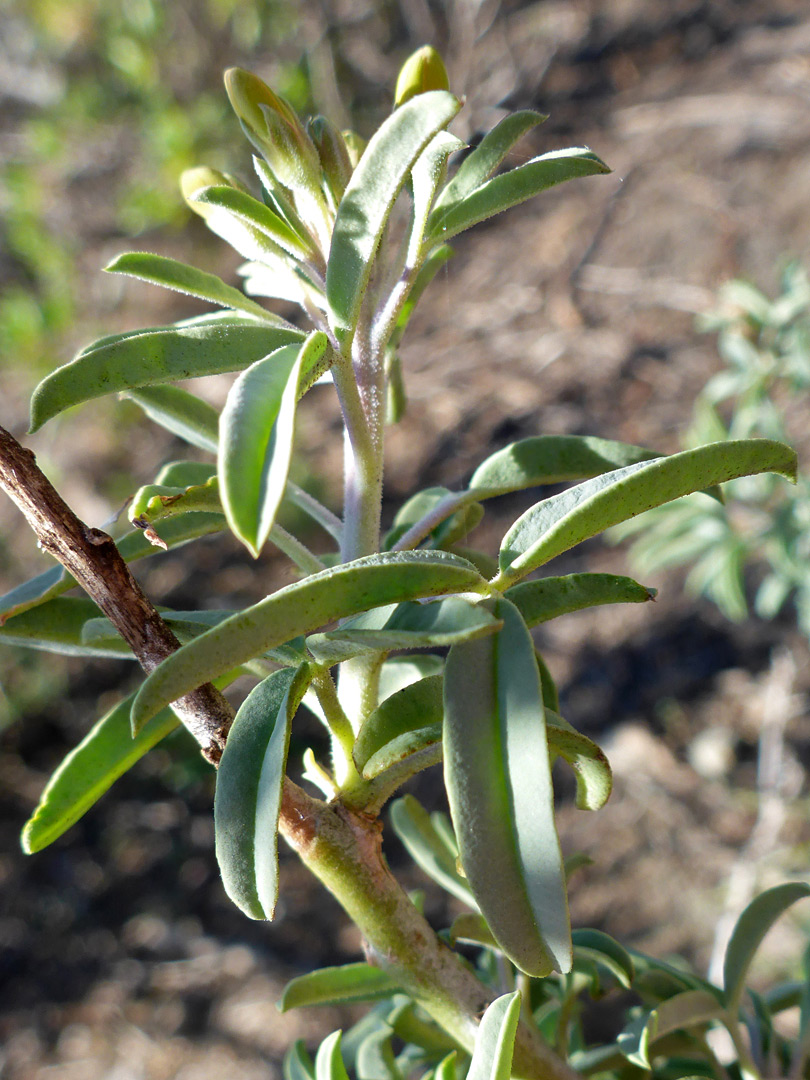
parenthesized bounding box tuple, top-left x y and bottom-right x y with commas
(214, 665, 311, 920)
(448, 912, 498, 949)
(444, 598, 570, 975)
(469, 435, 662, 497)
(571, 929, 635, 988)
(505, 573, 655, 626)
(315, 1032, 351, 1080)
(285, 1042, 316, 1080)
(354, 675, 443, 779)
(617, 990, 726, 1068)
(723, 882, 810, 1017)
(121, 384, 220, 452)
(130, 475, 222, 526)
(377, 655, 444, 702)
(467, 992, 521, 1080)
(427, 147, 610, 244)
(326, 90, 460, 349)
(535, 649, 559, 712)
(189, 184, 314, 261)
(431, 110, 547, 220)
(389, 794, 477, 909)
(219, 332, 328, 555)
(387, 999, 458, 1054)
(132, 551, 484, 731)
(356, 1026, 402, 1080)
(21, 669, 241, 854)
(30, 321, 305, 431)
(279, 963, 399, 1012)
(0, 597, 130, 658)
(0, 565, 69, 624)
(104, 251, 274, 320)
(546, 711, 612, 811)
(408, 131, 464, 265)
(498, 440, 798, 585)
(307, 596, 501, 664)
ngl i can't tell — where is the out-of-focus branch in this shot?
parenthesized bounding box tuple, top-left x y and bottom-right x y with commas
(0, 424, 234, 762)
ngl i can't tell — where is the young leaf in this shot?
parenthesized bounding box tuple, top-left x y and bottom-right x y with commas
(356, 1026, 402, 1080)
(354, 674, 443, 779)
(723, 882, 810, 1017)
(131, 551, 485, 730)
(30, 321, 304, 431)
(306, 596, 500, 664)
(408, 131, 464, 266)
(389, 794, 477, 909)
(130, 475, 222, 526)
(545, 710, 612, 811)
(426, 147, 610, 244)
(189, 185, 314, 261)
(505, 573, 655, 626)
(431, 111, 546, 219)
(21, 667, 241, 854)
(315, 1031, 352, 1080)
(218, 332, 328, 556)
(394, 46, 450, 107)
(444, 597, 571, 975)
(326, 90, 461, 349)
(279, 963, 399, 1012)
(497, 440, 798, 586)
(214, 665, 311, 920)
(104, 251, 274, 320)
(467, 992, 521, 1080)
(0, 596, 130, 658)
(122, 384, 220, 453)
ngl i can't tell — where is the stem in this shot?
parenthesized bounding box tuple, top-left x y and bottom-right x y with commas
(269, 523, 326, 575)
(286, 481, 343, 543)
(332, 355, 383, 563)
(391, 490, 474, 551)
(278, 781, 582, 1080)
(0, 427, 234, 761)
(311, 667, 359, 786)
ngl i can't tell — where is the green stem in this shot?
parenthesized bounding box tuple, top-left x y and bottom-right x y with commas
(269, 523, 326, 575)
(278, 781, 582, 1080)
(311, 667, 359, 786)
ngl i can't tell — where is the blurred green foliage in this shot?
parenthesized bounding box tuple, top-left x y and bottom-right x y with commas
(0, 0, 311, 371)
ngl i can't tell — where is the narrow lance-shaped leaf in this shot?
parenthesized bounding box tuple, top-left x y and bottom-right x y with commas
(571, 929, 635, 989)
(444, 597, 571, 975)
(214, 665, 311, 920)
(104, 251, 274, 320)
(354, 675, 444, 779)
(279, 964, 399, 1012)
(723, 882, 810, 1018)
(285, 1042, 316, 1080)
(122, 385, 220, 453)
(427, 146, 610, 245)
(315, 1032, 351, 1080)
(467, 992, 522, 1080)
(219, 332, 328, 556)
(0, 597, 130, 658)
(131, 551, 485, 730)
(190, 185, 315, 261)
(545, 711, 612, 812)
(431, 110, 547, 220)
(497, 439, 798, 586)
(408, 131, 464, 266)
(21, 670, 241, 854)
(356, 1025, 402, 1080)
(326, 90, 461, 350)
(30, 321, 304, 432)
(505, 573, 655, 628)
(389, 794, 477, 909)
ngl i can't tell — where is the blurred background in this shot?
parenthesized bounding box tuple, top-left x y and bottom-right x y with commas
(2, 1, 810, 1077)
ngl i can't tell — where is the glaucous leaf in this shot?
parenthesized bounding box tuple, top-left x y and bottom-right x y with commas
(104, 251, 273, 320)
(723, 882, 810, 1017)
(326, 90, 460, 349)
(285, 1042, 316, 1080)
(0, 596, 129, 658)
(131, 551, 485, 730)
(426, 147, 610, 245)
(389, 794, 477, 909)
(122, 384, 220, 453)
(377, 655, 444, 702)
(354, 675, 443, 779)
(497, 440, 798, 586)
(30, 321, 304, 431)
(279, 963, 399, 1012)
(617, 990, 726, 1069)
(571, 929, 635, 989)
(306, 596, 500, 664)
(315, 1031, 351, 1080)
(545, 711, 612, 811)
(467, 992, 521, 1080)
(214, 665, 311, 919)
(189, 185, 314, 261)
(505, 573, 655, 626)
(430, 111, 547, 221)
(444, 598, 570, 975)
(219, 332, 328, 555)
(408, 132, 464, 265)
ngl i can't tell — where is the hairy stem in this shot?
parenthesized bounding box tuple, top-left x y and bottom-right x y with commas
(278, 781, 582, 1080)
